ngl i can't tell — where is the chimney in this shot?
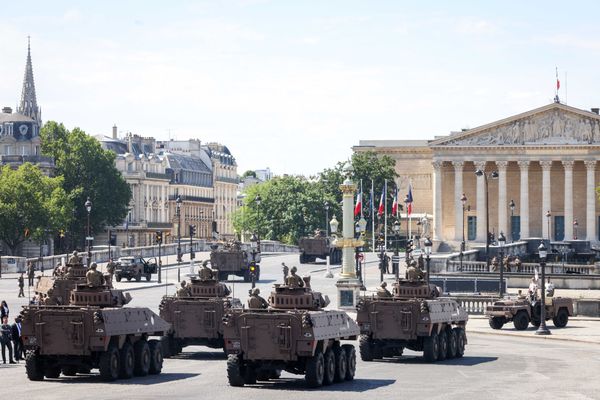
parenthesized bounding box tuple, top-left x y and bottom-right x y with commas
(2, 107, 12, 114)
(591, 108, 599, 115)
(112, 124, 118, 139)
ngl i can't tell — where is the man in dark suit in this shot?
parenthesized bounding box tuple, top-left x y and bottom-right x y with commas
(11, 317, 23, 362)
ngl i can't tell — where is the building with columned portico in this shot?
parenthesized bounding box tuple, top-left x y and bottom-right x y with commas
(354, 101, 600, 250)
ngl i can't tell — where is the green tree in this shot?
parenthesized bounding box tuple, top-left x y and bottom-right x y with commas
(0, 163, 72, 255)
(241, 170, 257, 179)
(40, 121, 132, 249)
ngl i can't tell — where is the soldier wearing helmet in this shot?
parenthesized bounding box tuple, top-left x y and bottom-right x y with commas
(68, 250, 82, 265)
(86, 262, 105, 287)
(377, 281, 392, 298)
(406, 259, 424, 282)
(198, 260, 214, 281)
(286, 266, 304, 288)
(177, 281, 191, 297)
(247, 288, 268, 309)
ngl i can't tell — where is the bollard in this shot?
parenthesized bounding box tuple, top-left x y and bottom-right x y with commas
(325, 255, 333, 278)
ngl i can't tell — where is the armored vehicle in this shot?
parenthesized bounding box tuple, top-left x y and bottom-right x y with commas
(298, 230, 341, 264)
(34, 261, 89, 305)
(210, 241, 260, 282)
(356, 279, 469, 362)
(485, 295, 573, 330)
(159, 271, 241, 357)
(114, 256, 158, 282)
(223, 277, 359, 388)
(21, 284, 170, 381)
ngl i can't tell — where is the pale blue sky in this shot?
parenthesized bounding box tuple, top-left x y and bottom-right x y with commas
(1, 1, 600, 175)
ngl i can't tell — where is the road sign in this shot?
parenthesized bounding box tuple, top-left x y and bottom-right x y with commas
(86, 236, 94, 241)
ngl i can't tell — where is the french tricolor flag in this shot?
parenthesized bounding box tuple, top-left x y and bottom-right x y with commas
(406, 184, 414, 216)
(354, 191, 362, 217)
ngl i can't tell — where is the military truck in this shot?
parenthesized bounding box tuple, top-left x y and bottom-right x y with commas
(114, 256, 158, 282)
(356, 279, 469, 362)
(298, 230, 341, 264)
(159, 273, 241, 357)
(485, 295, 573, 330)
(210, 242, 260, 282)
(223, 277, 359, 388)
(21, 284, 170, 381)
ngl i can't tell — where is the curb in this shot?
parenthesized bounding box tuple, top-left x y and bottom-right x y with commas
(468, 329, 600, 345)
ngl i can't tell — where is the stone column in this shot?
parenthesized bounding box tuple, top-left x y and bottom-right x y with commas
(432, 161, 443, 241)
(453, 161, 465, 241)
(475, 161, 487, 242)
(496, 161, 508, 238)
(563, 161, 574, 241)
(585, 160, 597, 241)
(540, 161, 553, 239)
(518, 161, 530, 239)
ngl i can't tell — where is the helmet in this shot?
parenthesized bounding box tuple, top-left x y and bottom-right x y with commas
(291, 266, 297, 273)
(90, 262, 97, 269)
(252, 288, 260, 295)
(202, 260, 209, 267)
(73, 251, 78, 256)
(381, 281, 387, 288)
(181, 281, 186, 287)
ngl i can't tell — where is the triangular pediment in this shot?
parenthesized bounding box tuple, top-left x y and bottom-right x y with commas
(431, 103, 600, 147)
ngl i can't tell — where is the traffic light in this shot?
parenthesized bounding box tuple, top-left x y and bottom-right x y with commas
(59, 229, 65, 238)
(190, 225, 196, 237)
(155, 231, 163, 244)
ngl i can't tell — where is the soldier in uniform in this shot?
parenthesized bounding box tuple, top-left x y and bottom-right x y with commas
(198, 260, 214, 280)
(491, 256, 499, 272)
(52, 262, 63, 277)
(282, 262, 289, 282)
(406, 260, 424, 282)
(86, 262, 105, 287)
(377, 281, 392, 298)
(177, 281, 190, 297)
(247, 288, 268, 309)
(17, 274, 25, 298)
(417, 254, 425, 271)
(68, 251, 81, 265)
(106, 259, 116, 277)
(286, 266, 304, 288)
(514, 256, 522, 272)
(27, 262, 35, 286)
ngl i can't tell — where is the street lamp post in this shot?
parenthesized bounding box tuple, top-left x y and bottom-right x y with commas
(324, 201, 330, 237)
(460, 193, 467, 271)
(424, 237, 432, 287)
(536, 242, 551, 335)
(85, 197, 92, 268)
(475, 169, 499, 269)
(255, 194, 262, 253)
(573, 219, 579, 240)
(357, 217, 367, 287)
(546, 210, 552, 241)
(176, 196, 182, 263)
(393, 219, 400, 278)
(498, 232, 506, 297)
(509, 199, 516, 242)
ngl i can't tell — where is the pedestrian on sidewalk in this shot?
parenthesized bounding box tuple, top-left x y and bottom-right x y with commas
(0, 316, 14, 364)
(27, 261, 35, 286)
(17, 275, 25, 298)
(0, 301, 8, 321)
(11, 317, 22, 362)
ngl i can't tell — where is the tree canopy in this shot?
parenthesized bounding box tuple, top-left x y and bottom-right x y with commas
(0, 163, 72, 255)
(40, 121, 132, 249)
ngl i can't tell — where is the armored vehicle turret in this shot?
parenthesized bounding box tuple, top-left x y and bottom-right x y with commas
(223, 276, 360, 388)
(356, 278, 469, 362)
(34, 261, 104, 306)
(159, 267, 241, 357)
(298, 229, 341, 264)
(21, 283, 170, 382)
(485, 293, 573, 330)
(210, 240, 260, 282)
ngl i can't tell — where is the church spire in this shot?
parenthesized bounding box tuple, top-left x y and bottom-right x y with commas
(18, 36, 41, 123)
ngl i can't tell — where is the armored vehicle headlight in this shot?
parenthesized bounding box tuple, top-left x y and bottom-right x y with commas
(420, 301, 429, 313)
(93, 311, 104, 324)
(302, 315, 312, 328)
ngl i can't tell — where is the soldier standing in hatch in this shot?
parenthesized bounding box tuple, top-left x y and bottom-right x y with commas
(86, 263, 105, 287)
(286, 266, 304, 288)
(17, 274, 25, 298)
(377, 281, 392, 298)
(198, 261, 214, 280)
(247, 288, 268, 309)
(177, 281, 190, 297)
(68, 250, 81, 265)
(406, 260, 424, 281)
(282, 262, 289, 282)
(27, 262, 35, 286)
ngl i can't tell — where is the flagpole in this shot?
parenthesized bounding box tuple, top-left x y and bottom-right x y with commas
(384, 179, 388, 252)
(360, 179, 363, 218)
(371, 179, 375, 253)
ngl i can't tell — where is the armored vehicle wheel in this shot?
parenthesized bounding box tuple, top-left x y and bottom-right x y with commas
(227, 355, 245, 387)
(99, 345, 120, 381)
(358, 335, 374, 361)
(553, 308, 569, 328)
(530, 318, 541, 328)
(333, 346, 347, 382)
(423, 332, 439, 362)
(148, 340, 163, 374)
(25, 352, 44, 381)
(342, 344, 356, 381)
(160, 336, 172, 358)
(488, 317, 505, 330)
(115, 274, 122, 282)
(127, 277, 132, 281)
(134, 339, 151, 376)
(513, 311, 529, 331)
(323, 348, 336, 385)
(305, 350, 325, 388)
(62, 365, 79, 376)
(447, 328, 458, 359)
(145, 273, 151, 282)
(44, 367, 61, 379)
(454, 327, 466, 358)
(135, 272, 142, 282)
(437, 329, 448, 361)
(119, 342, 135, 379)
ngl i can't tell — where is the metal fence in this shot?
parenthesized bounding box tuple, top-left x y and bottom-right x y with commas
(447, 260, 597, 275)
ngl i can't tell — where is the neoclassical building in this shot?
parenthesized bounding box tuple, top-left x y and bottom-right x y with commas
(354, 102, 600, 249)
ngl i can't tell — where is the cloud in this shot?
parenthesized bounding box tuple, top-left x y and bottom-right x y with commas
(454, 17, 498, 35)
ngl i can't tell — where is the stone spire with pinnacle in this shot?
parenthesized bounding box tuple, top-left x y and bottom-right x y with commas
(17, 36, 41, 124)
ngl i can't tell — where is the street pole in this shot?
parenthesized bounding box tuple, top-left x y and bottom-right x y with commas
(108, 229, 111, 260)
(536, 242, 551, 335)
(475, 169, 498, 270)
(158, 234, 162, 284)
(424, 237, 432, 287)
(498, 232, 506, 297)
(460, 193, 467, 272)
(324, 201, 330, 237)
(85, 197, 92, 268)
(176, 196, 182, 263)
(509, 199, 515, 242)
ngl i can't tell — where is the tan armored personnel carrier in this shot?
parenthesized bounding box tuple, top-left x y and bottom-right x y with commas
(298, 230, 341, 264)
(485, 294, 573, 330)
(20, 283, 170, 381)
(356, 279, 469, 362)
(210, 241, 260, 282)
(223, 277, 360, 388)
(34, 261, 95, 305)
(159, 271, 241, 357)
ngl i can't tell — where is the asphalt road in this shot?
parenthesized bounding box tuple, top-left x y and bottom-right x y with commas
(8, 253, 600, 400)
